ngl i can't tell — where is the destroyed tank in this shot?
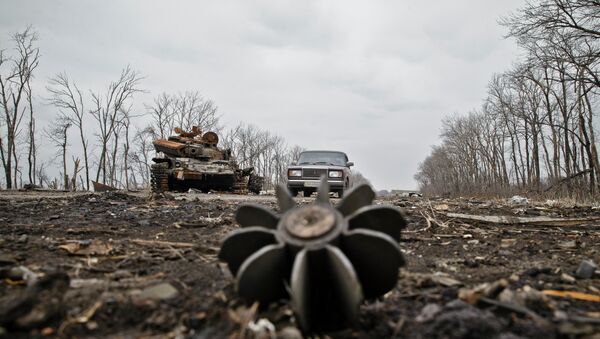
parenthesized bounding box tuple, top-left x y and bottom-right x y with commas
(150, 126, 263, 194)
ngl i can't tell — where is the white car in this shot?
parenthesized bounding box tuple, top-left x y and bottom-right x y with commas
(286, 150, 354, 198)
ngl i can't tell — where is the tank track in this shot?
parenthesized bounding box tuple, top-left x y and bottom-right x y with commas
(232, 174, 248, 194)
(248, 174, 264, 194)
(150, 163, 170, 193)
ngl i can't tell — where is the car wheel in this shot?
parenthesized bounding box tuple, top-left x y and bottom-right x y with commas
(338, 190, 344, 198)
(303, 190, 313, 197)
(289, 188, 299, 197)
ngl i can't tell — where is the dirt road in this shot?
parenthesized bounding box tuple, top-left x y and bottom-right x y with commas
(0, 191, 599, 338)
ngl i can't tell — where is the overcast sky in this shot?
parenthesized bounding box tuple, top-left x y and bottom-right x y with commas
(0, 0, 525, 190)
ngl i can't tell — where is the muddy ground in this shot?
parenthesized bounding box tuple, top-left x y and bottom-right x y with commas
(0, 190, 599, 338)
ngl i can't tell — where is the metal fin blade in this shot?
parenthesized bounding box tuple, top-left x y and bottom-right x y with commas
(236, 243, 289, 304)
(276, 184, 296, 213)
(235, 204, 279, 228)
(290, 249, 310, 330)
(315, 176, 330, 205)
(290, 247, 363, 332)
(218, 227, 278, 276)
(324, 245, 363, 323)
(342, 229, 405, 299)
(336, 184, 375, 216)
(347, 205, 406, 242)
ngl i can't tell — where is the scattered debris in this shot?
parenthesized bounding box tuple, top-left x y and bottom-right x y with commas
(500, 239, 517, 248)
(510, 195, 529, 204)
(1, 189, 599, 337)
(0, 255, 16, 267)
(277, 326, 303, 339)
(558, 240, 577, 249)
(560, 273, 576, 283)
(0, 272, 70, 330)
(1, 266, 40, 286)
(58, 240, 113, 256)
(247, 318, 276, 338)
(129, 239, 195, 248)
(415, 302, 507, 339)
(497, 285, 555, 314)
(416, 303, 442, 322)
(173, 215, 225, 228)
(138, 282, 179, 301)
(92, 181, 118, 192)
(444, 212, 600, 227)
(430, 273, 462, 287)
(575, 259, 597, 279)
(458, 279, 509, 305)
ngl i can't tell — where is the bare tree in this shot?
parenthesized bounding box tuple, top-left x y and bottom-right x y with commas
(146, 93, 172, 139)
(129, 126, 154, 188)
(147, 91, 220, 138)
(0, 27, 40, 189)
(173, 91, 220, 133)
(222, 123, 304, 189)
(47, 72, 91, 190)
(26, 67, 36, 185)
(117, 105, 143, 190)
(89, 66, 143, 185)
(45, 117, 71, 190)
(71, 156, 81, 191)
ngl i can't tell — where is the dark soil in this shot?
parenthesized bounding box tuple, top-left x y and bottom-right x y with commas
(0, 191, 599, 338)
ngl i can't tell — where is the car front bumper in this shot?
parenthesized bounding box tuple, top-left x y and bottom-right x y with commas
(287, 179, 345, 190)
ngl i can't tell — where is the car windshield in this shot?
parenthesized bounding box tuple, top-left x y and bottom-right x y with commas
(298, 152, 347, 166)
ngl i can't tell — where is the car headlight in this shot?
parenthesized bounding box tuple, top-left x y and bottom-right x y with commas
(288, 169, 302, 177)
(329, 170, 343, 178)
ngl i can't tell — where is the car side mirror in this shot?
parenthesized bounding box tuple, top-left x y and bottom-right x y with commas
(346, 161, 354, 167)
(291, 161, 297, 166)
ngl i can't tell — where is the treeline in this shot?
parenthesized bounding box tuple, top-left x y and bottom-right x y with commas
(0, 27, 301, 191)
(416, 0, 600, 199)
(221, 124, 304, 190)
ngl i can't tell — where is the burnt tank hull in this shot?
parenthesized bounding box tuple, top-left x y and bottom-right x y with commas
(151, 128, 262, 194)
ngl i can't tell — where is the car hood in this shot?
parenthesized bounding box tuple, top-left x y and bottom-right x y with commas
(288, 164, 346, 170)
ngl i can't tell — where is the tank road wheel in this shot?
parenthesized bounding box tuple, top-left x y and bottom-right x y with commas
(151, 163, 170, 193)
(248, 174, 264, 195)
(233, 175, 248, 194)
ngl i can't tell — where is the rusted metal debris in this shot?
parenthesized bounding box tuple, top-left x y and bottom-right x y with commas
(150, 127, 262, 194)
(92, 181, 118, 192)
(219, 177, 407, 332)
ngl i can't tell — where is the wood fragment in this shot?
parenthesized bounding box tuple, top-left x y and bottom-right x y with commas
(130, 239, 196, 248)
(479, 297, 549, 326)
(70, 272, 165, 289)
(543, 290, 600, 302)
(433, 234, 463, 238)
(444, 212, 600, 227)
(391, 316, 406, 339)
